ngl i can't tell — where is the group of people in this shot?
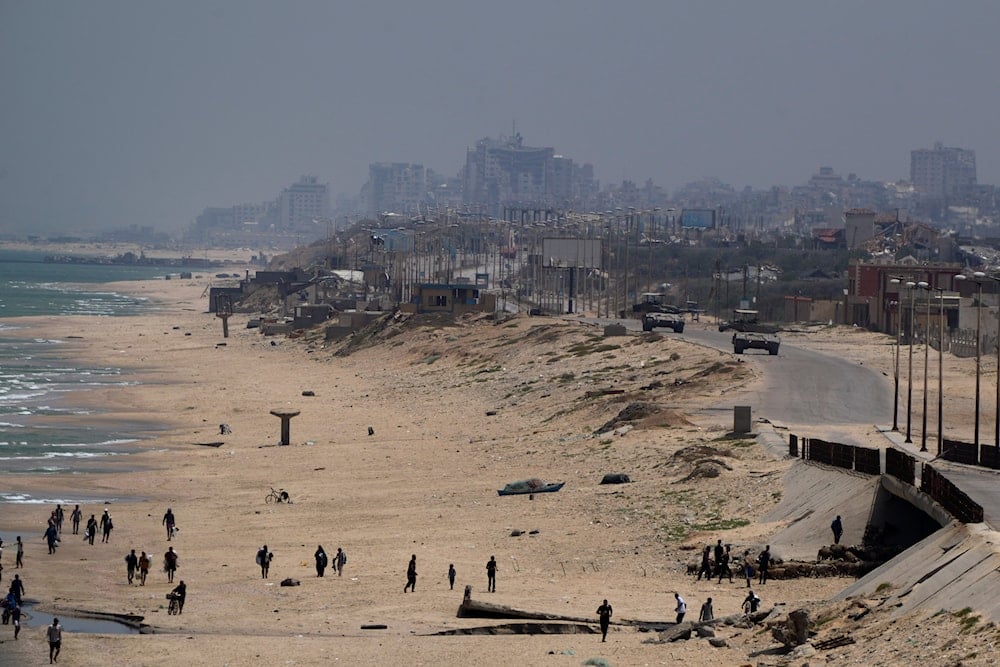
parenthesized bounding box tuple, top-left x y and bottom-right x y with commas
(11, 502, 189, 661)
(696, 540, 773, 587)
(313, 546, 347, 578)
(400, 555, 499, 595)
(78, 508, 114, 545)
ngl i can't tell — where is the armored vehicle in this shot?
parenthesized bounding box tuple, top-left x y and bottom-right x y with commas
(642, 312, 685, 333)
(718, 308, 781, 334)
(732, 332, 780, 355)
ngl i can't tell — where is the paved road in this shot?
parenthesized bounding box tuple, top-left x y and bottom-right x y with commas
(677, 321, 999, 530)
(680, 326, 893, 428)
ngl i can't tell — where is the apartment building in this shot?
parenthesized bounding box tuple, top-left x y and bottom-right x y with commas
(278, 175, 330, 230)
(910, 142, 977, 200)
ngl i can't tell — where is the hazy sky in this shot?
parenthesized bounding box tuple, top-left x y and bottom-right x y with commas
(2, 1, 998, 234)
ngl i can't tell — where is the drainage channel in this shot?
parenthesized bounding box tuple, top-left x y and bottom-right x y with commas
(19, 602, 143, 635)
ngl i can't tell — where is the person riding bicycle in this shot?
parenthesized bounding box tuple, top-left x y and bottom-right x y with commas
(169, 580, 186, 614)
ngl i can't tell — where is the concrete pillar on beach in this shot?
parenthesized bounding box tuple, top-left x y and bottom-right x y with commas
(270, 409, 301, 446)
(734, 406, 752, 434)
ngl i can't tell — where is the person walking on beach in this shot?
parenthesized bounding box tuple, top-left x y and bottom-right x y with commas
(335, 548, 346, 576)
(757, 545, 771, 585)
(674, 592, 687, 624)
(85, 515, 97, 545)
(9, 575, 24, 606)
(138, 551, 150, 586)
(403, 554, 417, 592)
(831, 515, 843, 545)
(15, 537, 23, 569)
(256, 545, 272, 579)
(70, 505, 82, 535)
(486, 555, 498, 593)
(742, 550, 754, 587)
(699, 597, 714, 622)
(47, 617, 62, 664)
(163, 547, 178, 583)
(717, 544, 733, 584)
(125, 549, 138, 585)
(44, 523, 59, 555)
(163, 508, 176, 541)
(54, 505, 64, 534)
(11, 603, 20, 639)
(712, 539, 724, 578)
(99, 510, 113, 543)
(596, 598, 613, 642)
(696, 545, 712, 581)
(448, 564, 456, 590)
(314, 546, 328, 577)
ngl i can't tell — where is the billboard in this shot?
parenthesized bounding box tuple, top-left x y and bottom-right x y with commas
(680, 209, 716, 229)
(542, 238, 602, 268)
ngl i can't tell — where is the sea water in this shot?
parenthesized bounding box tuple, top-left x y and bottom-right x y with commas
(0, 248, 211, 501)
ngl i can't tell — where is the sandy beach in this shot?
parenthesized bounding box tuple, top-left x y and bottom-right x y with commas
(1, 270, 996, 666)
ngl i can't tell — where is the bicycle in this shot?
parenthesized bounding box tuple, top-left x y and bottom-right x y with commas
(264, 487, 290, 504)
(166, 592, 181, 615)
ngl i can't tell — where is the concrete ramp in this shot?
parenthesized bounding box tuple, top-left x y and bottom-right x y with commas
(764, 460, 879, 560)
(837, 523, 1000, 622)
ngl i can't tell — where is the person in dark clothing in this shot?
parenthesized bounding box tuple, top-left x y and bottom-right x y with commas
(44, 524, 58, 554)
(163, 547, 178, 583)
(757, 546, 771, 585)
(712, 539, 724, 577)
(831, 515, 843, 545)
(163, 508, 176, 541)
(486, 555, 498, 592)
(85, 515, 97, 545)
(717, 545, 733, 583)
(11, 603, 20, 639)
(15, 537, 23, 569)
(54, 505, 64, 534)
(448, 564, 456, 590)
(597, 599, 613, 642)
(8, 575, 24, 606)
(743, 590, 761, 614)
(314, 546, 328, 577)
(70, 505, 82, 535)
(403, 554, 417, 592)
(696, 545, 713, 581)
(99, 510, 113, 543)
(171, 581, 186, 614)
(256, 545, 272, 579)
(125, 550, 138, 585)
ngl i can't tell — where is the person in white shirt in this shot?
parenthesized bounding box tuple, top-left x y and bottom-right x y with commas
(674, 592, 687, 623)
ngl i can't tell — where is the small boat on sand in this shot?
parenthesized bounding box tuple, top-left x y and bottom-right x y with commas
(497, 478, 565, 496)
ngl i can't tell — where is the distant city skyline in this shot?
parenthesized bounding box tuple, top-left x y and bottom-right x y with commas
(2, 1, 999, 234)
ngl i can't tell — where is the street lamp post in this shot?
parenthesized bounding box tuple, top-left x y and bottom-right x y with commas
(889, 276, 908, 432)
(905, 281, 917, 444)
(987, 273, 1000, 449)
(917, 282, 931, 452)
(936, 286, 946, 456)
(955, 272, 986, 453)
